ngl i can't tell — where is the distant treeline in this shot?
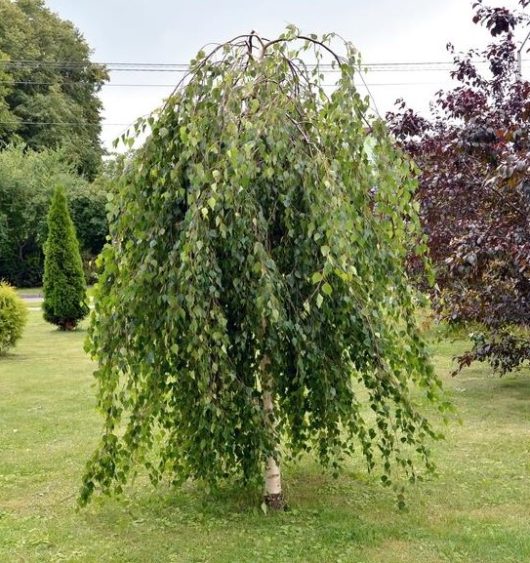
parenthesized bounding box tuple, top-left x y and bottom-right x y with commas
(0, 145, 109, 287)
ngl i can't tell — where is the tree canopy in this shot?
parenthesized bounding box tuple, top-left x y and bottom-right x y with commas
(0, 0, 107, 179)
(387, 0, 530, 374)
(80, 29, 447, 508)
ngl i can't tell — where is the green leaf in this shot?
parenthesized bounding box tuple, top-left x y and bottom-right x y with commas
(311, 272, 323, 284)
(322, 282, 332, 296)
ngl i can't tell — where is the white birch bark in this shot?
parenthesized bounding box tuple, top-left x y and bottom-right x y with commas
(260, 355, 283, 507)
(262, 388, 282, 498)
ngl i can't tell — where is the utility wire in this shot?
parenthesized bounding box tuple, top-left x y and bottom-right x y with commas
(0, 66, 487, 73)
(2, 59, 527, 72)
(0, 120, 131, 126)
(0, 79, 456, 88)
(1, 58, 526, 66)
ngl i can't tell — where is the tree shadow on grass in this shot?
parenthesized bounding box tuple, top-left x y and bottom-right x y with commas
(451, 369, 530, 423)
(78, 470, 395, 562)
(0, 351, 33, 362)
(497, 375, 530, 399)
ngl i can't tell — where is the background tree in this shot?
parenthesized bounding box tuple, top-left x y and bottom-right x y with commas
(42, 185, 88, 330)
(0, 0, 108, 179)
(387, 0, 530, 374)
(80, 30, 447, 509)
(0, 145, 108, 287)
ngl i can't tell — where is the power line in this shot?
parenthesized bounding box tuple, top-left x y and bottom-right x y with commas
(2, 59, 527, 73)
(1, 58, 525, 66)
(0, 79, 456, 88)
(0, 120, 130, 126)
(0, 60, 188, 67)
(0, 66, 466, 73)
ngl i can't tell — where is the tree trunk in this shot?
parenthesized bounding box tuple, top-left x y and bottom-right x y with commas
(260, 355, 284, 510)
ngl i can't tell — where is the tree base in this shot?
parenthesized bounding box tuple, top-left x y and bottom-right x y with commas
(264, 492, 285, 510)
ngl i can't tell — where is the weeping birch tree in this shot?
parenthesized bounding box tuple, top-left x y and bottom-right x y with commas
(80, 28, 447, 510)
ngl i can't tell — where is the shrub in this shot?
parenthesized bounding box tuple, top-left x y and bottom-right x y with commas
(43, 186, 89, 330)
(0, 282, 28, 355)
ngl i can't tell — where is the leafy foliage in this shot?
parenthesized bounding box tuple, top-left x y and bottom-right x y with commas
(0, 281, 27, 354)
(0, 145, 108, 287)
(387, 0, 530, 374)
(43, 185, 89, 330)
(0, 0, 108, 179)
(80, 29, 447, 507)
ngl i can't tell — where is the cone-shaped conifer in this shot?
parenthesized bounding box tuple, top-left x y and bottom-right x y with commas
(43, 186, 89, 330)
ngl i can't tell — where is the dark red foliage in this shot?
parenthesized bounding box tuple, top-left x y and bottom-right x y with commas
(387, 0, 530, 374)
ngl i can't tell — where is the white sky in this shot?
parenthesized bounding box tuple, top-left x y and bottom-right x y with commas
(44, 0, 527, 150)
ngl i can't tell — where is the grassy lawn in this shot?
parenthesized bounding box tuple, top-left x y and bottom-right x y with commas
(15, 287, 44, 298)
(15, 286, 96, 299)
(1, 311, 530, 562)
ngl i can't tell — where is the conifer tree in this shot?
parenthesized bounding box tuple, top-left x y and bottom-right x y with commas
(43, 186, 89, 330)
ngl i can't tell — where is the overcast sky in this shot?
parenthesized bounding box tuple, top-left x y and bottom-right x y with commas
(45, 0, 526, 150)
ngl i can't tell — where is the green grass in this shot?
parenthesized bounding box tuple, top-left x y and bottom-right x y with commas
(1, 312, 530, 562)
(15, 286, 95, 299)
(15, 287, 44, 298)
